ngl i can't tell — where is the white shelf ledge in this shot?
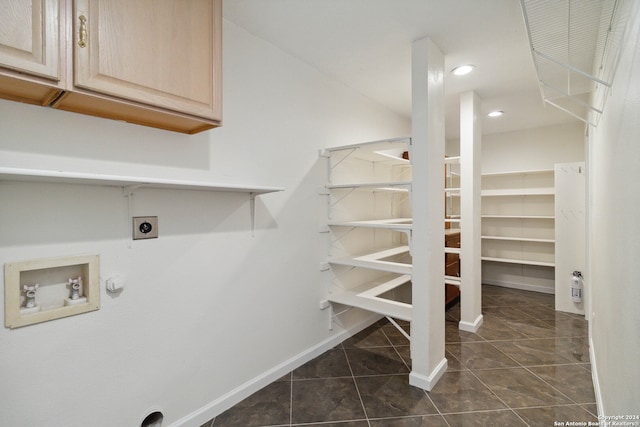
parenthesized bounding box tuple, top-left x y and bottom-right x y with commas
(482, 236, 555, 243)
(444, 156, 460, 164)
(324, 140, 411, 167)
(444, 276, 461, 286)
(329, 246, 412, 275)
(324, 137, 411, 164)
(482, 215, 555, 219)
(481, 169, 554, 177)
(0, 167, 284, 195)
(327, 181, 411, 190)
(328, 218, 412, 231)
(481, 188, 554, 196)
(328, 275, 412, 321)
(481, 256, 555, 267)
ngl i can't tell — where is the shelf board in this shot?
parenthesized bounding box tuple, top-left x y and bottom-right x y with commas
(444, 275, 461, 286)
(328, 218, 412, 231)
(329, 246, 412, 275)
(327, 181, 411, 190)
(328, 274, 412, 321)
(444, 156, 460, 164)
(481, 188, 554, 196)
(482, 236, 555, 243)
(0, 167, 284, 195)
(325, 137, 411, 164)
(482, 215, 555, 219)
(481, 256, 555, 267)
(482, 169, 554, 177)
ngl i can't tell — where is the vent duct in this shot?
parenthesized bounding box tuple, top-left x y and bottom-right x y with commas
(520, 0, 630, 126)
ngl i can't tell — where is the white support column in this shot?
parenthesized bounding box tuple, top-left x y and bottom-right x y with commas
(459, 91, 484, 332)
(409, 36, 447, 391)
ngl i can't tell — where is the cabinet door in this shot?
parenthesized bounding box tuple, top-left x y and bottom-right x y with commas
(74, 0, 221, 121)
(0, 0, 60, 80)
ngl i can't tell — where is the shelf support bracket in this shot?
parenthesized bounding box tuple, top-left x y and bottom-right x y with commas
(330, 148, 357, 171)
(122, 186, 140, 249)
(330, 187, 357, 208)
(329, 226, 356, 246)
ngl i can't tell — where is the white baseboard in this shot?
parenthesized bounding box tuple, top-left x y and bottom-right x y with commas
(482, 279, 555, 294)
(409, 357, 448, 391)
(170, 313, 381, 427)
(459, 314, 483, 333)
(589, 336, 604, 417)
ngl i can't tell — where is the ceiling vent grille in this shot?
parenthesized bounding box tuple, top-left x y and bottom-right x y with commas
(521, 0, 630, 126)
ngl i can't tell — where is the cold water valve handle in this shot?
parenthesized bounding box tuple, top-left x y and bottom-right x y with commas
(22, 284, 39, 308)
(68, 277, 83, 300)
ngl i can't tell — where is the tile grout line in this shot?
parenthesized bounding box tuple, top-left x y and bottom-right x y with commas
(465, 297, 590, 425)
(522, 364, 587, 407)
(289, 371, 293, 427)
(340, 342, 372, 427)
(452, 314, 541, 426)
(485, 327, 592, 407)
(378, 321, 411, 372)
(380, 320, 454, 426)
(463, 352, 533, 426)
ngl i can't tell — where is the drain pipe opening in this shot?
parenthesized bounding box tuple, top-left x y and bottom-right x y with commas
(141, 411, 163, 427)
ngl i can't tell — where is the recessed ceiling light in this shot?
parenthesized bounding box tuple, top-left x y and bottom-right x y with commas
(451, 64, 475, 76)
(488, 110, 504, 117)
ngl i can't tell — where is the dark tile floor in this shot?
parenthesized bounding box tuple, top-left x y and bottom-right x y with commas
(202, 285, 597, 426)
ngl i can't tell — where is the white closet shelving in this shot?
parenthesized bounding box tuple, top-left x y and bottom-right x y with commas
(321, 137, 462, 326)
(444, 157, 462, 300)
(322, 137, 414, 322)
(481, 169, 555, 273)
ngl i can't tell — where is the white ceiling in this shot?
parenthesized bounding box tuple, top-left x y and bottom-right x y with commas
(224, 0, 579, 139)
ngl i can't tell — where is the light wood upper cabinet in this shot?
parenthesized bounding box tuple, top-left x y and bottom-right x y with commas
(0, 0, 63, 105)
(72, 0, 221, 122)
(0, 0, 60, 79)
(0, 0, 222, 133)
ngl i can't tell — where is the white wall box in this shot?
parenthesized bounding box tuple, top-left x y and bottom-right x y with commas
(0, 0, 222, 134)
(4, 254, 100, 328)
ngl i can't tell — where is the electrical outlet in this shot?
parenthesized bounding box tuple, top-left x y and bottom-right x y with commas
(133, 216, 158, 240)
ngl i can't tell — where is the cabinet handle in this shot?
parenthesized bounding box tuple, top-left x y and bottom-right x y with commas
(78, 15, 88, 48)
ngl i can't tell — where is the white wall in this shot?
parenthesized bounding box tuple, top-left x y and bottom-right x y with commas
(480, 123, 585, 174)
(588, 0, 640, 415)
(0, 20, 409, 427)
(447, 122, 585, 172)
